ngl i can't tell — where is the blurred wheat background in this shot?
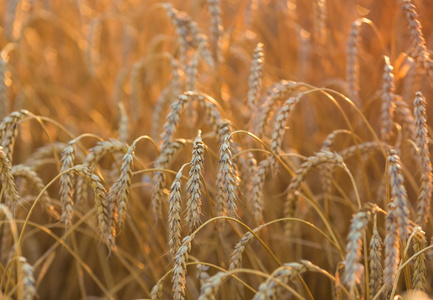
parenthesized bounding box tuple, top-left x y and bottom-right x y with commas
(0, 0, 433, 299)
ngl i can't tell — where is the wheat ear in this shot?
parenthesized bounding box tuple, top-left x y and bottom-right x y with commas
(253, 260, 321, 300)
(11, 164, 53, 215)
(217, 135, 239, 217)
(0, 55, 9, 120)
(0, 109, 28, 161)
(380, 56, 396, 142)
(168, 164, 186, 259)
(172, 235, 193, 300)
(411, 227, 427, 291)
(18, 256, 36, 300)
(198, 271, 229, 300)
(369, 214, 383, 299)
(269, 93, 303, 172)
(107, 139, 138, 229)
(343, 203, 379, 290)
(186, 131, 205, 232)
(346, 19, 361, 104)
(254, 80, 302, 137)
(384, 203, 400, 290)
(0, 146, 19, 209)
(399, 0, 429, 69)
(248, 43, 264, 110)
(150, 279, 163, 300)
(196, 264, 210, 287)
(118, 102, 129, 144)
(206, 0, 222, 64)
(74, 165, 112, 247)
(249, 158, 270, 224)
(284, 151, 344, 236)
(388, 149, 409, 240)
(414, 92, 432, 227)
(313, 0, 327, 47)
(59, 141, 76, 225)
(75, 139, 127, 205)
(229, 224, 265, 271)
(151, 139, 187, 219)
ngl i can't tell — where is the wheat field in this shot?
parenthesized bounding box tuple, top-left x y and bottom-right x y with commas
(0, 0, 432, 299)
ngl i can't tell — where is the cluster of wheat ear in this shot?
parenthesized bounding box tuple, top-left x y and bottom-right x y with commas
(0, 0, 433, 299)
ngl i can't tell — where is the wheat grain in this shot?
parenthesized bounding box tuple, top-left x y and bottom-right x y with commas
(186, 131, 204, 232)
(413, 92, 432, 227)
